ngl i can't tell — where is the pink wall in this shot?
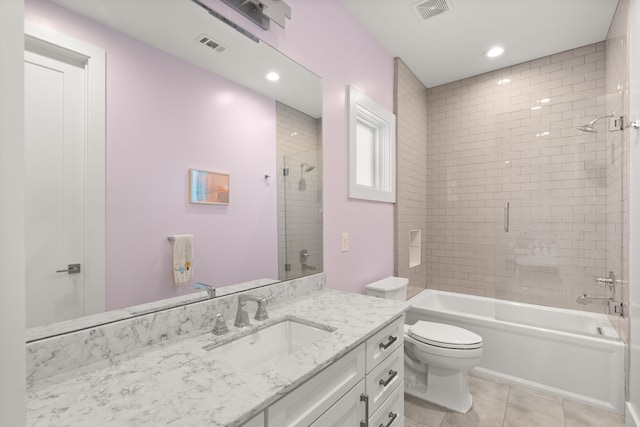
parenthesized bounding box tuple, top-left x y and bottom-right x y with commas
(25, 0, 278, 309)
(202, 0, 396, 293)
(27, 0, 395, 304)
(274, 0, 396, 293)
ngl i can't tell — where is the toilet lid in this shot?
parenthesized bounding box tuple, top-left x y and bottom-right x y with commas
(408, 321, 482, 349)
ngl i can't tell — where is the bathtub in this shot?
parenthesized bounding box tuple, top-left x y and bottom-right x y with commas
(406, 289, 625, 414)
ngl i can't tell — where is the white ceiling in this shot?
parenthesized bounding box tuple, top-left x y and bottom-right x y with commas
(51, 0, 322, 118)
(340, 0, 619, 88)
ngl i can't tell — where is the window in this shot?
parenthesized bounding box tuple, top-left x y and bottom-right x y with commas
(348, 85, 396, 203)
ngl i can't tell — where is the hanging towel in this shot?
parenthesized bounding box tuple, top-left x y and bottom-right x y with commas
(172, 234, 193, 285)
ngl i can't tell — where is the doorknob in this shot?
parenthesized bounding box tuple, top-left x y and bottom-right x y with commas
(56, 263, 81, 274)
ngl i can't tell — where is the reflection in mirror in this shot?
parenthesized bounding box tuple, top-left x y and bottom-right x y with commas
(24, 0, 322, 333)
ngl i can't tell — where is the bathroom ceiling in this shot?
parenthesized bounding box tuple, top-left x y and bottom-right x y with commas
(52, 0, 322, 118)
(340, 0, 619, 88)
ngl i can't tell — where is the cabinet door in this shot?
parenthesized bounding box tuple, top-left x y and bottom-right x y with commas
(366, 346, 404, 414)
(268, 344, 365, 427)
(369, 381, 404, 427)
(310, 379, 366, 427)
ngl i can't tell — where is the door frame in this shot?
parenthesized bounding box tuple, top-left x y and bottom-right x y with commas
(25, 22, 106, 316)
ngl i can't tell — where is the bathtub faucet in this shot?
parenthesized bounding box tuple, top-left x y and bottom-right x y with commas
(577, 294, 625, 317)
(576, 294, 613, 306)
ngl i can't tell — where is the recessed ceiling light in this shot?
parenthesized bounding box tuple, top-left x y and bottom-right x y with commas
(485, 46, 504, 58)
(266, 72, 280, 81)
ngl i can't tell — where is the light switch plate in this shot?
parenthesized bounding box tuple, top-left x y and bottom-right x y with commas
(341, 233, 349, 252)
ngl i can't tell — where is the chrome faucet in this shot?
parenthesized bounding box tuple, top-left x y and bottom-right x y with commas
(576, 294, 613, 306)
(193, 282, 216, 298)
(594, 271, 616, 293)
(234, 294, 269, 328)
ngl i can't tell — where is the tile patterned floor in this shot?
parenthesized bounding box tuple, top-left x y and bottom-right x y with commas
(404, 374, 626, 427)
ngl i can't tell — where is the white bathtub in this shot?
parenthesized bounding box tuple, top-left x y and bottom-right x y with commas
(407, 289, 625, 414)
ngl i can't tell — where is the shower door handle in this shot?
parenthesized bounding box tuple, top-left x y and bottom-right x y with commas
(504, 202, 510, 232)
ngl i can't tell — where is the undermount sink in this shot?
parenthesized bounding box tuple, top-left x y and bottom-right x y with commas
(204, 317, 335, 371)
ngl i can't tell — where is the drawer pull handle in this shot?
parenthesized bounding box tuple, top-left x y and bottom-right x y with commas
(379, 369, 398, 387)
(379, 335, 397, 350)
(360, 394, 369, 427)
(379, 411, 398, 427)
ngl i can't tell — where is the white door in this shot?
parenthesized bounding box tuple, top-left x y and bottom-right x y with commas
(25, 48, 88, 328)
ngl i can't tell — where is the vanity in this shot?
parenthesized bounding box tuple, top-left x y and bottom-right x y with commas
(26, 275, 407, 426)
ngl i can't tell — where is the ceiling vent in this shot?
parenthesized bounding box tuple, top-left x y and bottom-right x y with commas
(195, 34, 228, 53)
(413, 0, 452, 21)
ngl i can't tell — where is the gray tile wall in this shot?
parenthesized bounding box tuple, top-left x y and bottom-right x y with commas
(394, 58, 428, 289)
(395, 43, 622, 312)
(425, 43, 609, 309)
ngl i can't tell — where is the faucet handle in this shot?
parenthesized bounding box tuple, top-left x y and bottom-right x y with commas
(254, 298, 269, 321)
(212, 313, 229, 335)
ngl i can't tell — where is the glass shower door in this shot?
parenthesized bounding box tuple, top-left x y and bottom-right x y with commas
(278, 149, 323, 280)
(494, 99, 611, 312)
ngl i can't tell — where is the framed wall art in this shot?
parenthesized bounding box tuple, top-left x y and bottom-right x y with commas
(189, 168, 230, 205)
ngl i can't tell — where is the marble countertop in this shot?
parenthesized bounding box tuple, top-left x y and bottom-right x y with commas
(27, 290, 407, 427)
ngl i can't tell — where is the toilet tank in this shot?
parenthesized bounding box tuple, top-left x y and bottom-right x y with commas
(365, 277, 408, 301)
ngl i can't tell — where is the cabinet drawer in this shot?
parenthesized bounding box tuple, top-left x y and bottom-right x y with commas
(366, 346, 404, 415)
(366, 316, 404, 373)
(309, 379, 365, 427)
(369, 381, 404, 427)
(267, 343, 365, 427)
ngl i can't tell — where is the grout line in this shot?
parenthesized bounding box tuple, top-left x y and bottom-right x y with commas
(501, 384, 511, 426)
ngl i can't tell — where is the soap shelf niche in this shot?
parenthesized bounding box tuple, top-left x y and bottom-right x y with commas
(409, 229, 421, 268)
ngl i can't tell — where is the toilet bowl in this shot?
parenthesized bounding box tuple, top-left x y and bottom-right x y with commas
(403, 321, 482, 413)
(364, 277, 483, 414)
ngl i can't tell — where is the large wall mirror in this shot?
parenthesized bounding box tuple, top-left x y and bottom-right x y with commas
(25, 0, 322, 335)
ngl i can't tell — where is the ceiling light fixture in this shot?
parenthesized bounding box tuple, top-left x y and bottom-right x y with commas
(266, 71, 280, 81)
(485, 46, 504, 58)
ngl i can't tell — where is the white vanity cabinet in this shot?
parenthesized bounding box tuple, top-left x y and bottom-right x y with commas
(364, 317, 404, 427)
(264, 315, 405, 427)
(267, 342, 366, 426)
(241, 412, 265, 427)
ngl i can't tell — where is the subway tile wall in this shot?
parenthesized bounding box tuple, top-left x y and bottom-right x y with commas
(276, 102, 323, 280)
(394, 58, 428, 288)
(420, 43, 612, 311)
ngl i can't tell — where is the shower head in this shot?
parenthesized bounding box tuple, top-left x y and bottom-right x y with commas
(577, 124, 596, 133)
(577, 113, 615, 133)
(300, 162, 315, 173)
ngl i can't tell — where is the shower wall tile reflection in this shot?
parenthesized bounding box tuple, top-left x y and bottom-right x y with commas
(276, 103, 323, 280)
(424, 42, 610, 311)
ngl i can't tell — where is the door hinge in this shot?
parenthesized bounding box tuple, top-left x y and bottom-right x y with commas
(283, 168, 289, 176)
(284, 263, 291, 272)
(609, 301, 624, 317)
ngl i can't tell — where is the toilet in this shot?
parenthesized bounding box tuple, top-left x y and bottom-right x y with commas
(365, 277, 483, 414)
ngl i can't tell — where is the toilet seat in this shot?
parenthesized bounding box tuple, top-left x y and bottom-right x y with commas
(408, 321, 482, 350)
